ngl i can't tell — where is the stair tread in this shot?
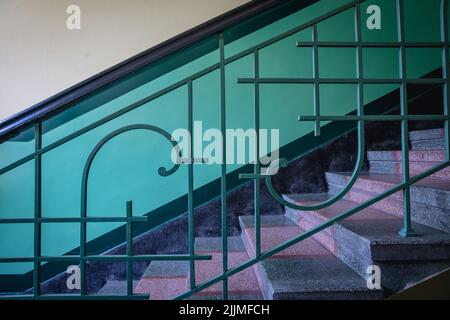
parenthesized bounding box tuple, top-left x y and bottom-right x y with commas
(239, 215, 383, 299)
(284, 193, 450, 247)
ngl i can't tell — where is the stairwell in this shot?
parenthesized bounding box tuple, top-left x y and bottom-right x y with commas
(95, 127, 450, 300)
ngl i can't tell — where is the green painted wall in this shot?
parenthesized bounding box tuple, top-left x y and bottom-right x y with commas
(0, 0, 446, 276)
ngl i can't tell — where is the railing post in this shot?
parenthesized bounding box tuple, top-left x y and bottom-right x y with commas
(187, 81, 196, 290)
(312, 24, 321, 137)
(396, 0, 416, 237)
(253, 50, 261, 257)
(33, 122, 42, 297)
(219, 32, 228, 300)
(354, 0, 366, 186)
(442, 0, 450, 162)
(126, 201, 133, 296)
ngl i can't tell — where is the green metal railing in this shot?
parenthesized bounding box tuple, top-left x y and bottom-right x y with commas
(0, 0, 449, 300)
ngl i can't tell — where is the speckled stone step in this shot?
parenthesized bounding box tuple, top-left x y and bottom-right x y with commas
(239, 215, 383, 300)
(96, 280, 139, 296)
(134, 237, 262, 300)
(409, 128, 445, 150)
(283, 193, 450, 293)
(326, 172, 450, 232)
(368, 150, 450, 179)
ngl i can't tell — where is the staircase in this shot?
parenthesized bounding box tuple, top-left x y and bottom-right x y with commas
(1, 0, 449, 301)
(94, 127, 449, 300)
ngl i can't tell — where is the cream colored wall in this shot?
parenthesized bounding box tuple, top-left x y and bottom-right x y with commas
(0, 0, 249, 121)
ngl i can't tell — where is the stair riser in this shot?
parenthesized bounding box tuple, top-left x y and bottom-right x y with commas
(329, 183, 450, 233)
(411, 139, 445, 150)
(368, 150, 446, 162)
(409, 129, 445, 141)
(328, 183, 404, 217)
(327, 174, 400, 198)
(409, 128, 445, 150)
(369, 160, 450, 179)
(327, 173, 450, 210)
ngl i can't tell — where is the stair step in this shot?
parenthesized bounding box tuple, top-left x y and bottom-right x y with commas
(239, 215, 383, 300)
(368, 150, 445, 162)
(411, 139, 445, 150)
(134, 237, 262, 300)
(135, 260, 189, 300)
(284, 193, 450, 293)
(409, 128, 445, 141)
(409, 128, 445, 150)
(96, 280, 139, 296)
(326, 172, 450, 232)
(369, 160, 450, 179)
(367, 150, 449, 179)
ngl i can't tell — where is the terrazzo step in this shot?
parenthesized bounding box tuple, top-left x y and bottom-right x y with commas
(409, 128, 445, 150)
(326, 172, 450, 233)
(134, 236, 262, 300)
(368, 150, 450, 179)
(283, 193, 450, 293)
(239, 215, 384, 300)
(96, 280, 139, 296)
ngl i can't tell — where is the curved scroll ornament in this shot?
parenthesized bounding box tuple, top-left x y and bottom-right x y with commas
(80, 124, 182, 216)
(264, 124, 365, 211)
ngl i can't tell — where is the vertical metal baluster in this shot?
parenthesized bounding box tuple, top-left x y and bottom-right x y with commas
(126, 201, 133, 296)
(188, 81, 196, 290)
(441, 0, 450, 161)
(354, 1, 365, 169)
(253, 50, 261, 257)
(219, 33, 228, 300)
(397, 0, 416, 237)
(80, 180, 87, 296)
(312, 24, 321, 137)
(34, 122, 42, 298)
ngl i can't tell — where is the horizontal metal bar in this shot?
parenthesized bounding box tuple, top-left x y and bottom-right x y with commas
(298, 115, 449, 122)
(296, 41, 449, 48)
(238, 77, 446, 84)
(0, 254, 212, 263)
(0, 294, 149, 300)
(0, 216, 148, 224)
(239, 173, 262, 180)
(175, 160, 450, 300)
